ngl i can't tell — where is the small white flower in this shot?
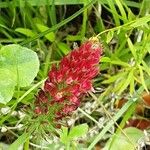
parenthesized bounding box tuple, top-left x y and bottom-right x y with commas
(73, 42, 78, 49)
(1, 126, 7, 132)
(89, 131, 95, 137)
(67, 118, 75, 126)
(85, 102, 92, 108)
(1, 107, 11, 115)
(11, 111, 17, 116)
(98, 117, 105, 123)
(18, 111, 26, 119)
(17, 124, 23, 130)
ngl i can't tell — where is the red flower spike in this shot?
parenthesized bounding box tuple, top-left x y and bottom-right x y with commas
(35, 37, 102, 123)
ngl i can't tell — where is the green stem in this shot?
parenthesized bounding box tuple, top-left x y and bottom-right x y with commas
(81, 0, 88, 38)
(66, 142, 70, 150)
(24, 138, 30, 150)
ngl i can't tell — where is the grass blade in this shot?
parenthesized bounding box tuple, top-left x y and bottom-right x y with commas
(87, 99, 135, 150)
(20, 0, 98, 46)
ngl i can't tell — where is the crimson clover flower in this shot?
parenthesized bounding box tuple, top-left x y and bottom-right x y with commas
(35, 37, 102, 123)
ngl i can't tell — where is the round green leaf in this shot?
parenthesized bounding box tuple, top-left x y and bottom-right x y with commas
(0, 44, 39, 87)
(68, 124, 88, 139)
(104, 127, 144, 150)
(0, 69, 16, 104)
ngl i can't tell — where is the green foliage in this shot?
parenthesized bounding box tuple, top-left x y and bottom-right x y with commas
(0, 44, 39, 104)
(87, 95, 136, 150)
(0, 69, 15, 104)
(69, 124, 88, 139)
(0, 0, 150, 149)
(104, 127, 144, 150)
(60, 124, 88, 148)
(56, 42, 70, 55)
(15, 28, 36, 37)
(8, 132, 30, 150)
(36, 24, 55, 42)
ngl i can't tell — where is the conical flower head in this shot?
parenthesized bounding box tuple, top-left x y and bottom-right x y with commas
(35, 37, 102, 122)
